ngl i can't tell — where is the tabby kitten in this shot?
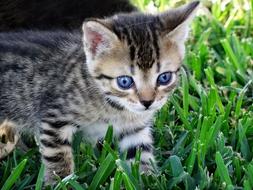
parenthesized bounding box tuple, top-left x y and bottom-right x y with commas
(0, 1, 199, 183)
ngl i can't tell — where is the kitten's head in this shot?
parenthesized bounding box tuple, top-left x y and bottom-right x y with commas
(82, 1, 199, 114)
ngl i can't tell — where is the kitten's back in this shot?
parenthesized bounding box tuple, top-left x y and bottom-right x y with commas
(0, 30, 84, 124)
(0, 31, 81, 58)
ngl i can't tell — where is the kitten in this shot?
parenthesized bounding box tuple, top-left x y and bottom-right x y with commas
(0, 0, 136, 31)
(0, 1, 199, 184)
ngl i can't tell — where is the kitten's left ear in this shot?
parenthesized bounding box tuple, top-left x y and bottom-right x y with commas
(160, 1, 200, 43)
(82, 19, 120, 60)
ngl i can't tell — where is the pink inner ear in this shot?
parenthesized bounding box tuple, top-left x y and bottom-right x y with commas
(87, 29, 103, 55)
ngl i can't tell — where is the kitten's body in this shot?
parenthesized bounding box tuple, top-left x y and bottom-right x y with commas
(0, 29, 155, 182)
(0, 30, 153, 134)
(0, 2, 199, 183)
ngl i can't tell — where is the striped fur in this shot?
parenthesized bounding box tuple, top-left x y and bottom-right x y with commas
(0, 1, 199, 184)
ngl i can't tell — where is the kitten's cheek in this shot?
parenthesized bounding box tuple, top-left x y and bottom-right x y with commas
(125, 101, 146, 112)
(151, 98, 167, 110)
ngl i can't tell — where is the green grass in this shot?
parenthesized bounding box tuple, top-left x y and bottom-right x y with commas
(0, 0, 253, 189)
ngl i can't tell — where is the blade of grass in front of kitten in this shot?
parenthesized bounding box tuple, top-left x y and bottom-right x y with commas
(99, 125, 113, 162)
(169, 155, 184, 177)
(54, 174, 79, 190)
(122, 172, 135, 190)
(244, 179, 252, 190)
(235, 80, 252, 118)
(16, 175, 35, 190)
(245, 163, 253, 187)
(181, 68, 189, 117)
(186, 140, 197, 175)
(170, 96, 191, 130)
(35, 163, 45, 190)
(168, 172, 188, 190)
(113, 169, 123, 190)
(1, 159, 27, 190)
(68, 180, 86, 190)
(116, 159, 140, 189)
(89, 153, 115, 190)
(204, 67, 225, 114)
(221, 39, 244, 75)
(215, 152, 233, 187)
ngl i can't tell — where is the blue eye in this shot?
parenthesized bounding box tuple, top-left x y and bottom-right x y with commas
(117, 76, 134, 89)
(157, 72, 172, 85)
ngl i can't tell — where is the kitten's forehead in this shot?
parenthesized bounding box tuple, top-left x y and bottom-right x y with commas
(111, 14, 163, 71)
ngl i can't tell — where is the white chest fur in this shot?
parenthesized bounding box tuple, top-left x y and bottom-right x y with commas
(80, 110, 155, 144)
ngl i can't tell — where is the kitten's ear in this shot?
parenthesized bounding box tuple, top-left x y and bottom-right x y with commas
(82, 20, 119, 59)
(160, 1, 199, 43)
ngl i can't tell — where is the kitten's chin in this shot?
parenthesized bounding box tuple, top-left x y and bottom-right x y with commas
(127, 107, 154, 114)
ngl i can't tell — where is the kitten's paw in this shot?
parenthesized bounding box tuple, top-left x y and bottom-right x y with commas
(0, 120, 19, 159)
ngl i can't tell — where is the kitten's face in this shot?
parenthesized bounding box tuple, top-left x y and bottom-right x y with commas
(82, 1, 199, 114)
(90, 37, 182, 113)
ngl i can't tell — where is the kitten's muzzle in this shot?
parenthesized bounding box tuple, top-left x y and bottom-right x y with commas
(140, 100, 154, 109)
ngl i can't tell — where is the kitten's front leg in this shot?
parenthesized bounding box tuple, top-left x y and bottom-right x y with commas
(39, 122, 76, 184)
(118, 126, 155, 173)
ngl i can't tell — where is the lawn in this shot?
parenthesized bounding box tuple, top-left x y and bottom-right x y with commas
(0, 0, 252, 189)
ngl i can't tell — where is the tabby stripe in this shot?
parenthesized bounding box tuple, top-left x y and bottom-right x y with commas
(156, 61, 161, 73)
(140, 160, 150, 165)
(40, 139, 57, 148)
(122, 27, 132, 45)
(44, 112, 57, 118)
(43, 153, 64, 163)
(72, 79, 92, 102)
(62, 46, 83, 81)
(151, 28, 160, 72)
(40, 129, 58, 137)
(42, 120, 70, 128)
(129, 45, 136, 61)
(95, 74, 113, 80)
(40, 136, 71, 148)
(126, 144, 152, 159)
(96, 138, 104, 151)
(47, 104, 65, 113)
(122, 27, 136, 61)
(105, 97, 124, 110)
(163, 82, 178, 93)
(151, 26, 160, 60)
(118, 126, 146, 141)
(106, 89, 128, 97)
(53, 139, 71, 146)
(130, 64, 135, 75)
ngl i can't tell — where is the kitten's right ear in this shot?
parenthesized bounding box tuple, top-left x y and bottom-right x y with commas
(82, 20, 119, 60)
(159, 1, 200, 43)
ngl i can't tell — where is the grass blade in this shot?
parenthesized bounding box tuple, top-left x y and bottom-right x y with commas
(215, 152, 233, 187)
(89, 153, 115, 190)
(1, 159, 27, 190)
(35, 163, 45, 190)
